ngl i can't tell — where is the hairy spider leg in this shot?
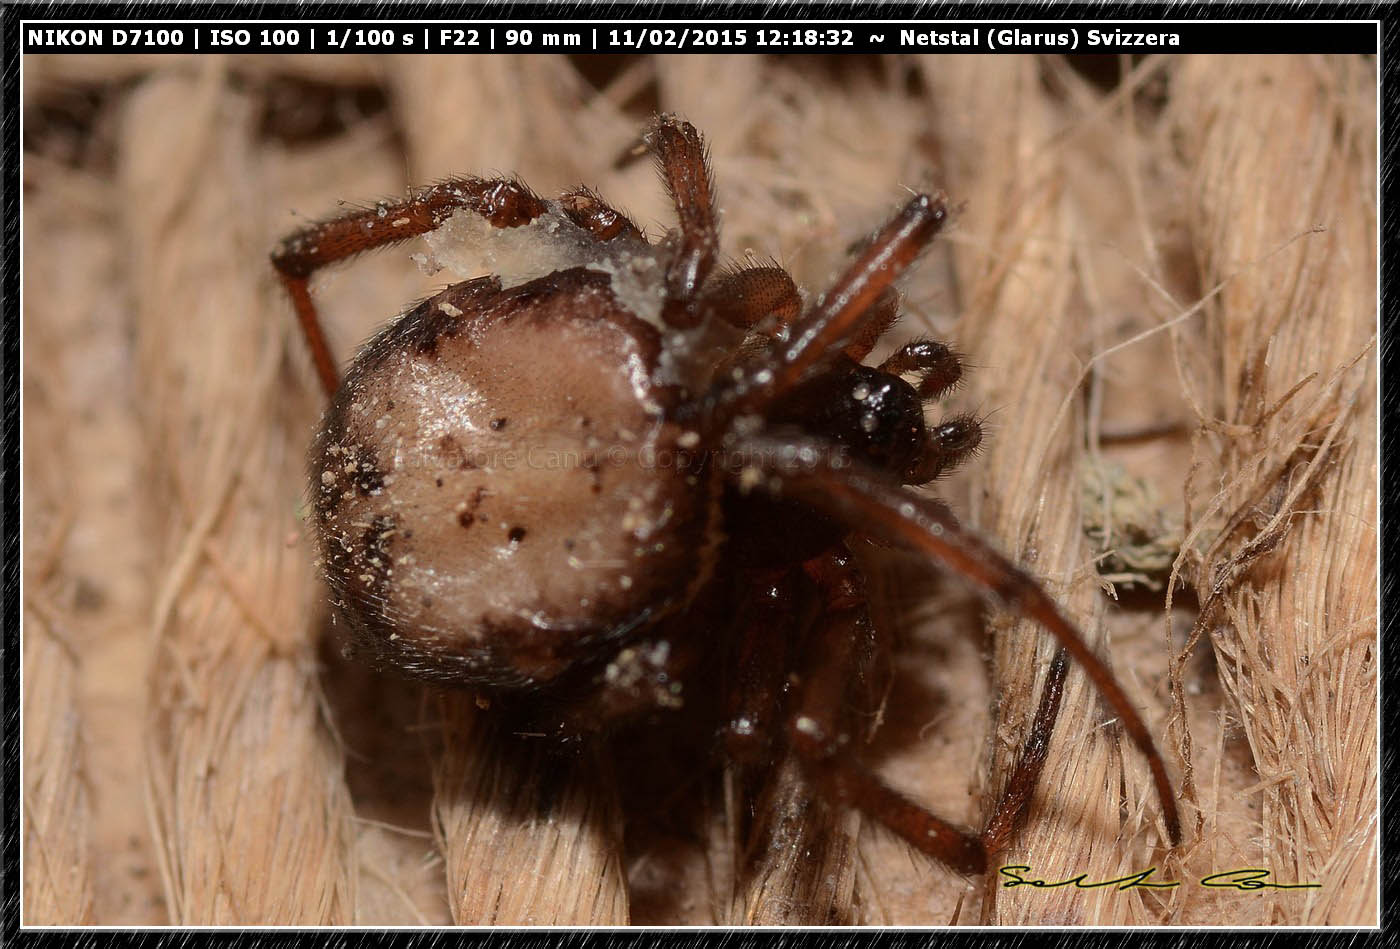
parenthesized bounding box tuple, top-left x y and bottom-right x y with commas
(841, 287, 901, 362)
(644, 114, 721, 327)
(879, 338, 965, 398)
(557, 186, 645, 244)
(904, 411, 984, 486)
(272, 176, 550, 396)
(699, 266, 803, 334)
(733, 434, 1183, 848)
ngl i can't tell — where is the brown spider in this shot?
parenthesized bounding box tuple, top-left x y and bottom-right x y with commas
(271, 113, 1180, 886)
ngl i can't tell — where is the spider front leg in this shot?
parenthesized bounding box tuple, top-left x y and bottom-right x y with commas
(644, 114, 721, 327)
(271, 176, 549, 395)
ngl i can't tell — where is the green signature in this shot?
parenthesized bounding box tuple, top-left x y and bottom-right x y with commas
(999, 865, 1322, 892)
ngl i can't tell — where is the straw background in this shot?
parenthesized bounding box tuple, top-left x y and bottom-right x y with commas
(21, 53, 1376, 926)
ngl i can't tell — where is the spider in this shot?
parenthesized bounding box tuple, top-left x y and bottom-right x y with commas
(271, 113, 1180, 889)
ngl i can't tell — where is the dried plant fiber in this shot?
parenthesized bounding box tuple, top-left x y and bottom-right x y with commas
(22, 52, 1375, 926)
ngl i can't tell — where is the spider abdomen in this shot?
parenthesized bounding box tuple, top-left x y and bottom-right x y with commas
(311, 269, 720, 689)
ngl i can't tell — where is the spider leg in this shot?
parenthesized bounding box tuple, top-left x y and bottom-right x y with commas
(728, 551, 870, 922)
(557, 187, 645, 244)
(720, 567, 796, 887)
(842, 287, 901, 362)
(981, 648, 1070, 857)
(706, 193, 948, 428)
(738, 736, 859, 923)
(788, 587, 1070, 876)
(729, 433, 1183, 847)
(879, 338, 964, 398)
(700, 266, 802, 335)
(786, 542, 985, 874)
(272, 176, 548, 395)
(722, 567, 800, 769)
(717, 566, 825, 922)
(907, 413, 984, 486)
(644, 114, 720, 327)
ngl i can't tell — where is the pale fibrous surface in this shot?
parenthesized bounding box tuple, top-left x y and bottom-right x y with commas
(21, 53, 1376, 926)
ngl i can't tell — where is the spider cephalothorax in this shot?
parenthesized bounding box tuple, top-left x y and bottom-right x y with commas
(273, 113, 1180, 879)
